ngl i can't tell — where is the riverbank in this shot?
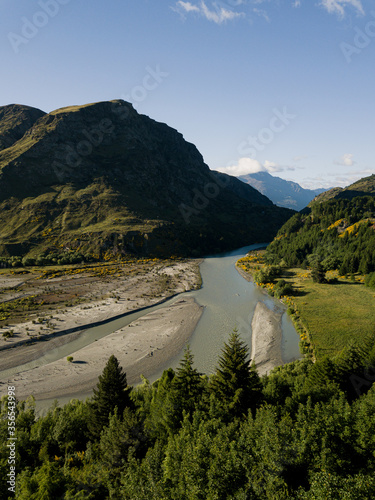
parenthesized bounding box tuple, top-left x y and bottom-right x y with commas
(0, 297, 203, 400)
(0, 259, 200, 353)
(236, 251, 296, 375)
(250, 302, 283, 376)
(237, 250, 375, 359)
(0, 258, 202, 400)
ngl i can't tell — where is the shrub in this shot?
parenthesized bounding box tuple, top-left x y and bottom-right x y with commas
(274, 279, 294, 298)
(365, 272, 375, 289)
(2, 330, 14, 338)
(67, 356, 74, 363)
(254, 265, 281, 284)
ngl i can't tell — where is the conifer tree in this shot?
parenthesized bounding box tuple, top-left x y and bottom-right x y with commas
(210, 329, 261, 419)
(145, 368, 176, 439)
(89, 355, 132, 439)
(171, 345, 204, 419)
(148, 347, 204, 434)
(311, 260, 326, 283)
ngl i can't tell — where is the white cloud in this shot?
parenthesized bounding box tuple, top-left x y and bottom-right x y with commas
(201, 2, 244, 23)
(347, 168, 374, 176)
(177, 1, 200, 12)
(173, 0, 365, 24)
(252, 8, 270, 22)
(334, 153, 355, 166)
(300, 178, 334, 190)
(217, 158, 264, 177)
(216, 158, 296, 177)
(301, 168, 374, 190)
(264, 160, 297, 173)
(173, 1, 245, 24)
(320, 0, 364, 17)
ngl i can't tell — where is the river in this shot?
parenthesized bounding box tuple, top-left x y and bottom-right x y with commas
(27, 244, 300, 413)
(151, 244, 301, 380)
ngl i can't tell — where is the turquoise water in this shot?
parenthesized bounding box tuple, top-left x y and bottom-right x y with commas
(151, 244, 301, 380)
(2, 245, 301, 413)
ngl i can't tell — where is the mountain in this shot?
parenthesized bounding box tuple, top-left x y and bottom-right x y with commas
(0, 100, 294, 259)
(239, 171, 326, 211)
(0, 104, 45, 152)
(311, 174, 375, 205)
(265, 173, 375, 274)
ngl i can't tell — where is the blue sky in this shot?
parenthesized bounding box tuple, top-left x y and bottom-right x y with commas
(1, 0, 374, 189)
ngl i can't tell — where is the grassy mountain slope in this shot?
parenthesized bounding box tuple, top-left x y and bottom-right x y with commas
(0, 104, 45, 153)
(266, 197, 375, 273)
(0, 100, 293, 259)
(267, 174, 375, 272)
(311, 174, 375, 205)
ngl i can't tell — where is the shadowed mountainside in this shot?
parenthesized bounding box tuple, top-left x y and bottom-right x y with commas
(0, 100, 294, 258)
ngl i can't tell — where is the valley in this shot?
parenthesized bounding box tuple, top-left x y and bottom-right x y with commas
(0, 245, 302, 403)
(0, 100, 374, 499)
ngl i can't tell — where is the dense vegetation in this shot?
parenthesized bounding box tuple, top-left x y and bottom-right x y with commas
(365, 271, 375, 289)
(0, 251, 95, 268)
(2, 332, 375, 499)
(265, 195, 375, 275)
(241, 187, 375, 360)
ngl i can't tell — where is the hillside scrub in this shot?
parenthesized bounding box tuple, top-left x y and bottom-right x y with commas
(265, 196, 375, 274)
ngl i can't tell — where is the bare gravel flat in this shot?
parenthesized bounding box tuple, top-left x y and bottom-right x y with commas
(0, 298, 202, 400)
(251, 301, 283, 376)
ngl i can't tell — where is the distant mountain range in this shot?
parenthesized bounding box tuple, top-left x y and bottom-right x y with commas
(0, 101, 293, 259)
(238, 171, 327, 211)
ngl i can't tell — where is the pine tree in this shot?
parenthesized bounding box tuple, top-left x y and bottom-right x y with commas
(89, 355, 132, 439)
(210, 329, 261, 419)
(145, 368, 176, 439)
(171, 346, 204, 419)
(148, 347, 204, 434)
(311, 260, 326, 283)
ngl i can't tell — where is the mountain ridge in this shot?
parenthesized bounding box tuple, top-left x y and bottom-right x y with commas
(0, 100, 293, 259)
(0, 103, 45, 153)
(239, 171, 326, 211)
(311, 174, 375, 205)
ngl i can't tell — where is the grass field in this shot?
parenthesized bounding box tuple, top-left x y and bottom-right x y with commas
(237, 251, 375, 360)
(290, 275, 375, 359)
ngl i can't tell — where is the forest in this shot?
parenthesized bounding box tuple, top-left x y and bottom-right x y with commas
(265, 196, 375, 275)
(1, 331, 375, 499)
